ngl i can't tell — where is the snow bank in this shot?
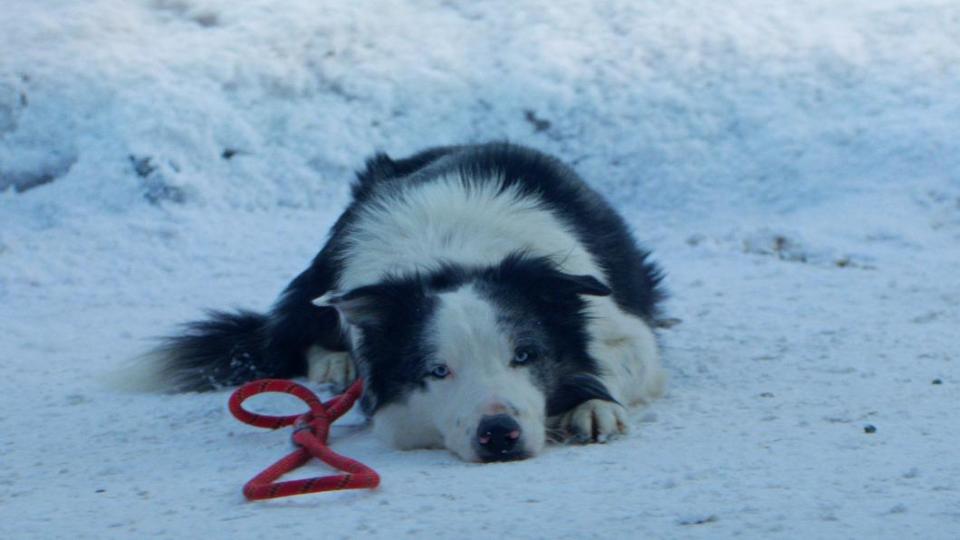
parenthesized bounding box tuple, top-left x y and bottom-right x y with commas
(2, 0, 957, 214)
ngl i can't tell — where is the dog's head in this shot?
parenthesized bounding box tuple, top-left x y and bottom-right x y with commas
(316, 253, 611, 462)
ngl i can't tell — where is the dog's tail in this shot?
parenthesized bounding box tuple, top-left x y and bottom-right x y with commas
(128, 310, 307, 393)
(115, 262, 345, 393)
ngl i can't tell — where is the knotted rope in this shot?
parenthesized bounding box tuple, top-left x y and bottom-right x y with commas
(228, 379, 379, 500)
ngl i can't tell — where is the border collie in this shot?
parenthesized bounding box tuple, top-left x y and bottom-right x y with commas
(152, 142, 665, 462)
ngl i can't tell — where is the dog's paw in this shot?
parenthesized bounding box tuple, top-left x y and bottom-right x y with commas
(306, 347, 356, 391)
(561, 399, 629, 443)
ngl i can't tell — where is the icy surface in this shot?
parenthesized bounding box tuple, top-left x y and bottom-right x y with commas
(1, 1, 958, 538)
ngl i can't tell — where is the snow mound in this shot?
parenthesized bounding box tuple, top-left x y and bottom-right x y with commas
(2, 0, 958, 215)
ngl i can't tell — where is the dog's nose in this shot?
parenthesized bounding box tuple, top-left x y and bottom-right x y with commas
(475, 414, 524, 462)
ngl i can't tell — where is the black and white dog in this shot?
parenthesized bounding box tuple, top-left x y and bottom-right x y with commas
(153, 143, 665, 462)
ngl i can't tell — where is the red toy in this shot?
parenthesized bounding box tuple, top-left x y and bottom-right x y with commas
(228, 378, 380, 500)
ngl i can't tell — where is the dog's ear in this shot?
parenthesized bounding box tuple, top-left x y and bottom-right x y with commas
(533, 271, 611, 301)
(313, 286, 390, 327)
(496, 253, 612, 299)
(523, 271, 612, 308)
(552, 273, 612, 297)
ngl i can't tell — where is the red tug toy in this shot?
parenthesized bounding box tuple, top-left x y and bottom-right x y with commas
(228, 378, 380, 500)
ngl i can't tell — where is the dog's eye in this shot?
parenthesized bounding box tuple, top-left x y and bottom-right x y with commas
(429, 364, 451, 379)
(512, 346, 538, 366)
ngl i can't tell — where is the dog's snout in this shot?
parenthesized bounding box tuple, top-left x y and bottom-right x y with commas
(475, 414, 525, 462)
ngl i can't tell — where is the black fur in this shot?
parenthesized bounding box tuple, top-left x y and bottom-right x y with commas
(155, 142, 664, 414)
(155, 310, 278, 391)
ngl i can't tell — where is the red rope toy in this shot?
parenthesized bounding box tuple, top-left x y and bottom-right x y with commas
(228, 378, 380, 500)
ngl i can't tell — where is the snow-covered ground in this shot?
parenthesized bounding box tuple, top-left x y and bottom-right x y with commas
(2, 1, 959, 538)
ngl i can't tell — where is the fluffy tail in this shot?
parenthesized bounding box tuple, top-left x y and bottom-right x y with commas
(144, 310, 304, 392)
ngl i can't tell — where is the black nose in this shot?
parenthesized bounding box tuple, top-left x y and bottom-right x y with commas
(475, 414, 524, 462)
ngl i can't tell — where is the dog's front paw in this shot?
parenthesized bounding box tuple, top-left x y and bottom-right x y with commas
(306, 347, 356, 391)
(561, 399, 629, 443)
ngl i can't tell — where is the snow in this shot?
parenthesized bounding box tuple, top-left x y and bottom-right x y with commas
(1, 0, 958, 538)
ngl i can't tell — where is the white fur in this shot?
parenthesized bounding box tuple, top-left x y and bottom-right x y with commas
(103, 350, 171, 393)
(306, 346, 355, 390)
(336, 175, 601, 291)
(558, 399, 630, 443)
(586, 297, 666, 406)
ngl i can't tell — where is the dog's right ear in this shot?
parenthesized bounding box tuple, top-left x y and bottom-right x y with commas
(313, 286, 387, 327)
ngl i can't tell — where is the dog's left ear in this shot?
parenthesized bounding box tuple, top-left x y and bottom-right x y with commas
(313, 286, 389, 327)
(554, 273, 612, 297)
(495, 253, 612, 299)
(532, 272, 611, 307)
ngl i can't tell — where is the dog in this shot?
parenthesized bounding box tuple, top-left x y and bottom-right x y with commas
(151, 142, 665, 462)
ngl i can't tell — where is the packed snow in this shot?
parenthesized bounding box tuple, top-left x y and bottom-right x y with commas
(2, 1, 958, 538)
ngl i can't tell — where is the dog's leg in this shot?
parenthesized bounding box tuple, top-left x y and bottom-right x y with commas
(306, 346, 356, 392)
(553, 298, 664, 444)
(586, 298, 665, 407)
(549, 301, 664, 444)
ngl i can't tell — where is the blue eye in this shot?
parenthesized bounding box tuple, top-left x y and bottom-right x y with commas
(429, 364, 451, 379)
(512, 347, 538, 365)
